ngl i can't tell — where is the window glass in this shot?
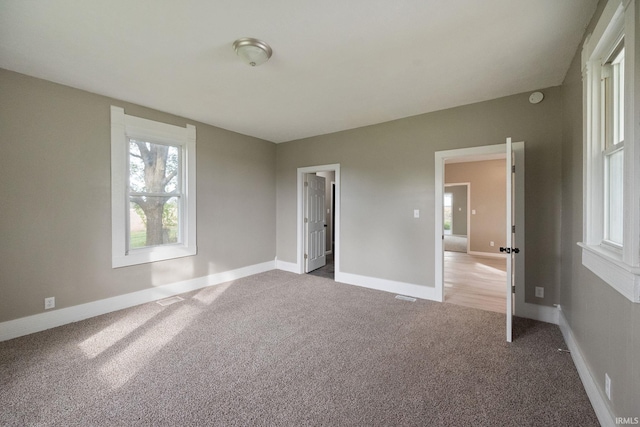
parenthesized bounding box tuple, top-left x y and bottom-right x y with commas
(128, 140, 181, 250)
(611, 48, 624, 146)
(606, 149, 624, 245)
(603, 46, 624, 247)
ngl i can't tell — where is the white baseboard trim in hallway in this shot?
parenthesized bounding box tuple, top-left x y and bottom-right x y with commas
(467, 250, 507, 259)
(558, 306, 615, 427)
(0, 261, 275, 342)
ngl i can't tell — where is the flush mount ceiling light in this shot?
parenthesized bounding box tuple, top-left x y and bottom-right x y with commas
(232, 38, 272, 67)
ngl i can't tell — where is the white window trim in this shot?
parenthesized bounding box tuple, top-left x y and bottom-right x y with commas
(581, 0, 640, 303)
(111, 106, 197, 268)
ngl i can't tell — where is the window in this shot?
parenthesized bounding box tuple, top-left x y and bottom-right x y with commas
(580, 0, 639, 303)
(603, 45, 624, 248)
(111, 106, 196, 268)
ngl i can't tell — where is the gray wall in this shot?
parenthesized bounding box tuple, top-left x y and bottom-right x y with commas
(560, 0, 640, 417)
(0, 69, 276, 323)
(445, 185, 467, 236)
(276, 87, 563, 305)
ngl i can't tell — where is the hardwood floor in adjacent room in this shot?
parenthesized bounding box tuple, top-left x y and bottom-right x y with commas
(444, 251, 507, 314)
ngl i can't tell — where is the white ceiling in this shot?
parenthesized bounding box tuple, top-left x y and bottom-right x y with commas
(0, 0, 597, 143)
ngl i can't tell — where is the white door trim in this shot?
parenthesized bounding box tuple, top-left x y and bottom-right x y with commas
(297, 164, 341, 275)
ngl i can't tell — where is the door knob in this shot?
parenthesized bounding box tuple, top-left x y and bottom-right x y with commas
(500, 247, 520, 254)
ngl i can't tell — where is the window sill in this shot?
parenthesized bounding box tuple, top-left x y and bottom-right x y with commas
(113, 244, 197, 268)
(578, 242, 640, 303)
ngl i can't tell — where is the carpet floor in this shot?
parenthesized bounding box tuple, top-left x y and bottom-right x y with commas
(0, 270, 598, 426)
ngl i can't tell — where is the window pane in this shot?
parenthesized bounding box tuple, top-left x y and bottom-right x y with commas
(129, 139, 179, 193)
(129, 196, 180, 249)
(613, 48, 624, 145)
(607, 149, 623, 244)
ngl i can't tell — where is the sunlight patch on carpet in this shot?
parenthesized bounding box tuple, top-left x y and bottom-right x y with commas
(99, 305, 200, 389)
(79, 309, 160, 359)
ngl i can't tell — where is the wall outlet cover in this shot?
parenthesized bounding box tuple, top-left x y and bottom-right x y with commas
(44, 297, 55, 310)
(535, 287, 544, 298)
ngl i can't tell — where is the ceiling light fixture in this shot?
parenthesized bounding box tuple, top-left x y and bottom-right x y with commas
(232, 38, 272, 67)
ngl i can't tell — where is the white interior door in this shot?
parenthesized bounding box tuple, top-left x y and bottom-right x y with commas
(505, 137, 515, 342)
(305, 174, 326, 272)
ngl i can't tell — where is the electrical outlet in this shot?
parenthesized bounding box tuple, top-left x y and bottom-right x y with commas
(44, 297, 55, 310)
(605, 373, 611, 400)
(535, 287, 544, 298)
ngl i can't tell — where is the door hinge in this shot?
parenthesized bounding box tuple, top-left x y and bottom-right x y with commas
(512, 285, 516, 293)
(304, 253, 308, 259)
(304, 181, 309, 187)
(512, 165, 515, 173)
(304, 217, 308, 223)
(512, 225, 515, 233)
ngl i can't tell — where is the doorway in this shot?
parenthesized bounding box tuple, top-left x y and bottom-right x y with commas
(434, 142, 525, 320)
(296, 164, 341, 280)
(307, 171, 335, 279)
(444, 160, 506, 313)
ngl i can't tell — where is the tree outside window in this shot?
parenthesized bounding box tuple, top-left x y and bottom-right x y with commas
(128, 140, 181, 249)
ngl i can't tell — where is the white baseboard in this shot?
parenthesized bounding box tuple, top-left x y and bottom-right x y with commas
(558, 306, 615, 427)
(0, 260, 275, 342)
(515, 302, 559, 324)
(335, 271, 440, 302)
(468, 250, 507, 259)
(276, 259, 299, 273)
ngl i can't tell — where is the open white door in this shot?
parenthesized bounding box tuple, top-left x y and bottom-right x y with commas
(305, 174, 326, 272)
(503, 137, 517, 342)
(506, 138, 513, 342)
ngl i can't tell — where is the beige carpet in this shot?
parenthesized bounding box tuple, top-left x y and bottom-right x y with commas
(0, 270, 598, 426)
